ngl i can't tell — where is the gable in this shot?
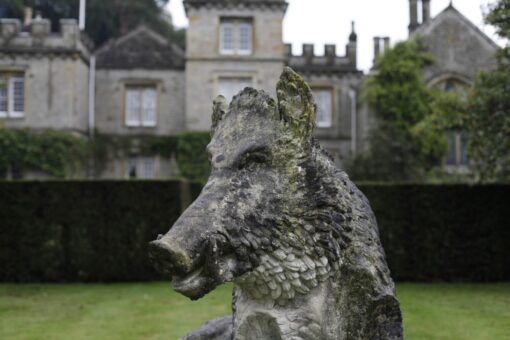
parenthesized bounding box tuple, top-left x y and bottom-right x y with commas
(412, 6, 498, 83)
(96, 26, 185, 70)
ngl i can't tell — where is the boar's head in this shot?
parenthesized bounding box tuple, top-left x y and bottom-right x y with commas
(149, 68, 341, 302)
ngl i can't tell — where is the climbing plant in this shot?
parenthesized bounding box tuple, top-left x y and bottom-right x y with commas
(176, 132, 211, 182)
(0, 129, 88, 179)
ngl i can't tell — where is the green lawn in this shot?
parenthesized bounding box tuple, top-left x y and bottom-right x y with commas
(0, 283, 509, 340)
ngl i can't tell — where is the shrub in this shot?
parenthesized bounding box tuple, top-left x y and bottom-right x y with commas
(0, 180, 202, 282)
(0, 129, 88, 179)
(360, 183, 510, 282)
(176, 132, 211, 182)
(0, 182, 508, 282)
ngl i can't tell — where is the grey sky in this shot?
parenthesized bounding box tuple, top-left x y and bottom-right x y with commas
(166, 0, 504, 72)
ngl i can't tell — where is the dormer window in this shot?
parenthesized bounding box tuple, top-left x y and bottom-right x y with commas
(220, 18, 253, 55)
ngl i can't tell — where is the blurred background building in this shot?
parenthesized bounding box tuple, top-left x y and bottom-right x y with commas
(0, 0, 498, 179)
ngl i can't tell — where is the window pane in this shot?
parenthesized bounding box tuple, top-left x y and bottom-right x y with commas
(127, 158, 138, 179)
(460, 132, 469, 166)
(220, 23, 235, 54)
(218, 77, 252, 102)
(141, 158, 156, 179)
(313, 89, 333, 128)
(142, 88, 157, 127)
(0, 75, 7, 114)
(11, 76, 25, 115)
(126, 89, 141, 126)
(444, 80, 455, 92)
(238, 23, 252, 54)
(446, 132, 456, 165)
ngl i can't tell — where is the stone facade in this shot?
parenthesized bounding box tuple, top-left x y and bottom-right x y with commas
(409, 2, 498, 170)
(411, 5, 498, 86)
(92, 26, 186, 179)
(0, 18, 90, 134)
(0, 0, 499, 178)
(184, 2, 288, 131)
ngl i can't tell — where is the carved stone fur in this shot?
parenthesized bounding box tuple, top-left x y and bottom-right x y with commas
(149, 67, 403, 339)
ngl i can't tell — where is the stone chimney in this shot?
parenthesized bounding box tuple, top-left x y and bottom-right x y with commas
(373, 37, 390, 65)
(383, 37, 390, 52)
(422, 0, 431, 23)
(373, 37, 381, 62)
(0, 19, 21, 38)
(409, 0, 419, 34)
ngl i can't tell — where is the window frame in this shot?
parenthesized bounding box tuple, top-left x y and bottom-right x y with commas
(125, 156, 159, 179)
(123, 84, 158, 128)
(219, 17, 254, 56)
(0, 72, 26, 119)
(312, 87, 334, 129)
(445, 131, 469, 168)
(219, 22, 236, 55)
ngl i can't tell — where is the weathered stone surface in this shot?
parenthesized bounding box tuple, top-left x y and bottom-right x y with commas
(149, 67, 403, 339)
(181, 316, 233, 340)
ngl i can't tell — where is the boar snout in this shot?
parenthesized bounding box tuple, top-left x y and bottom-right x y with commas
(148, 239, 194, 276)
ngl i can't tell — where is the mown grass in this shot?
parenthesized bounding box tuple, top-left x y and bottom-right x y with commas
(0, 283, 509, 340)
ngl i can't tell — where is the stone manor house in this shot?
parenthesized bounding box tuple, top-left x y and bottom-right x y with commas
(0, 0, 498, 179)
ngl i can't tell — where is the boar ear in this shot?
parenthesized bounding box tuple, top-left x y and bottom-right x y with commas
(211, 95, 229, 136)
(276, 67, 317, 146)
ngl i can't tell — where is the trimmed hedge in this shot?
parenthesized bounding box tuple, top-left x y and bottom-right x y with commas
(361, 184, 510, 282)
(0, 182, 508, 282)
(0, 181, 202, 282)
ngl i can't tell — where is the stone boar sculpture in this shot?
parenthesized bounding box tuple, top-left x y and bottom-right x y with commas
(149, 67, 402, 340)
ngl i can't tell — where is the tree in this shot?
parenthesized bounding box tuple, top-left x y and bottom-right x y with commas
(2, 1, 25, 18)
(351, 40, 445, 181)
(3, 0, 184, 48)
(464, 0, 510, 182)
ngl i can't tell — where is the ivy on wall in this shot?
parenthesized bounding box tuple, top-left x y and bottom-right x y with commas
(90, 134, 178, 177)
(0, 129, 88, 179)
(0, 130, 212, 181)
(90, 133, 211, 181)
(176, 132, 211, 182)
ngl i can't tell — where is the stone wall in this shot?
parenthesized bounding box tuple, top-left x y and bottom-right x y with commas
(0, 18, 90, 133)
(185, 5, 286, 131)
(411, 7, 498, 85)
(94, 69, 186, 136)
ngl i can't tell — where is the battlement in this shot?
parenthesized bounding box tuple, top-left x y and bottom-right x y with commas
(184, 0, 288, 12)
(0, 18, 91, 60)
(286, 41, 358, 75)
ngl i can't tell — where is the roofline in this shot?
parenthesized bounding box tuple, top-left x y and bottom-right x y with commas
(183, 0, 288, 14)
(95, 25, 184, 57)
(411, 4, 499, 50)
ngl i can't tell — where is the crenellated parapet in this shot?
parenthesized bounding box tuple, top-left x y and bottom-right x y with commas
(285, 22, 359, 75)
(286, 42, 359, 75)
(0, 18, 91, 61)
(184, 0, 288, 12)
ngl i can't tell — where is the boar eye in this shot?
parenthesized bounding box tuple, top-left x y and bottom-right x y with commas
(238, 148, 269, 169)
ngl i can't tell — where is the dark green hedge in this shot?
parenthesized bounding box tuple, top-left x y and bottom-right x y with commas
(360, 184, 510, 282)
(0, 181, 202, 282)
(0, 182, 508, 282)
